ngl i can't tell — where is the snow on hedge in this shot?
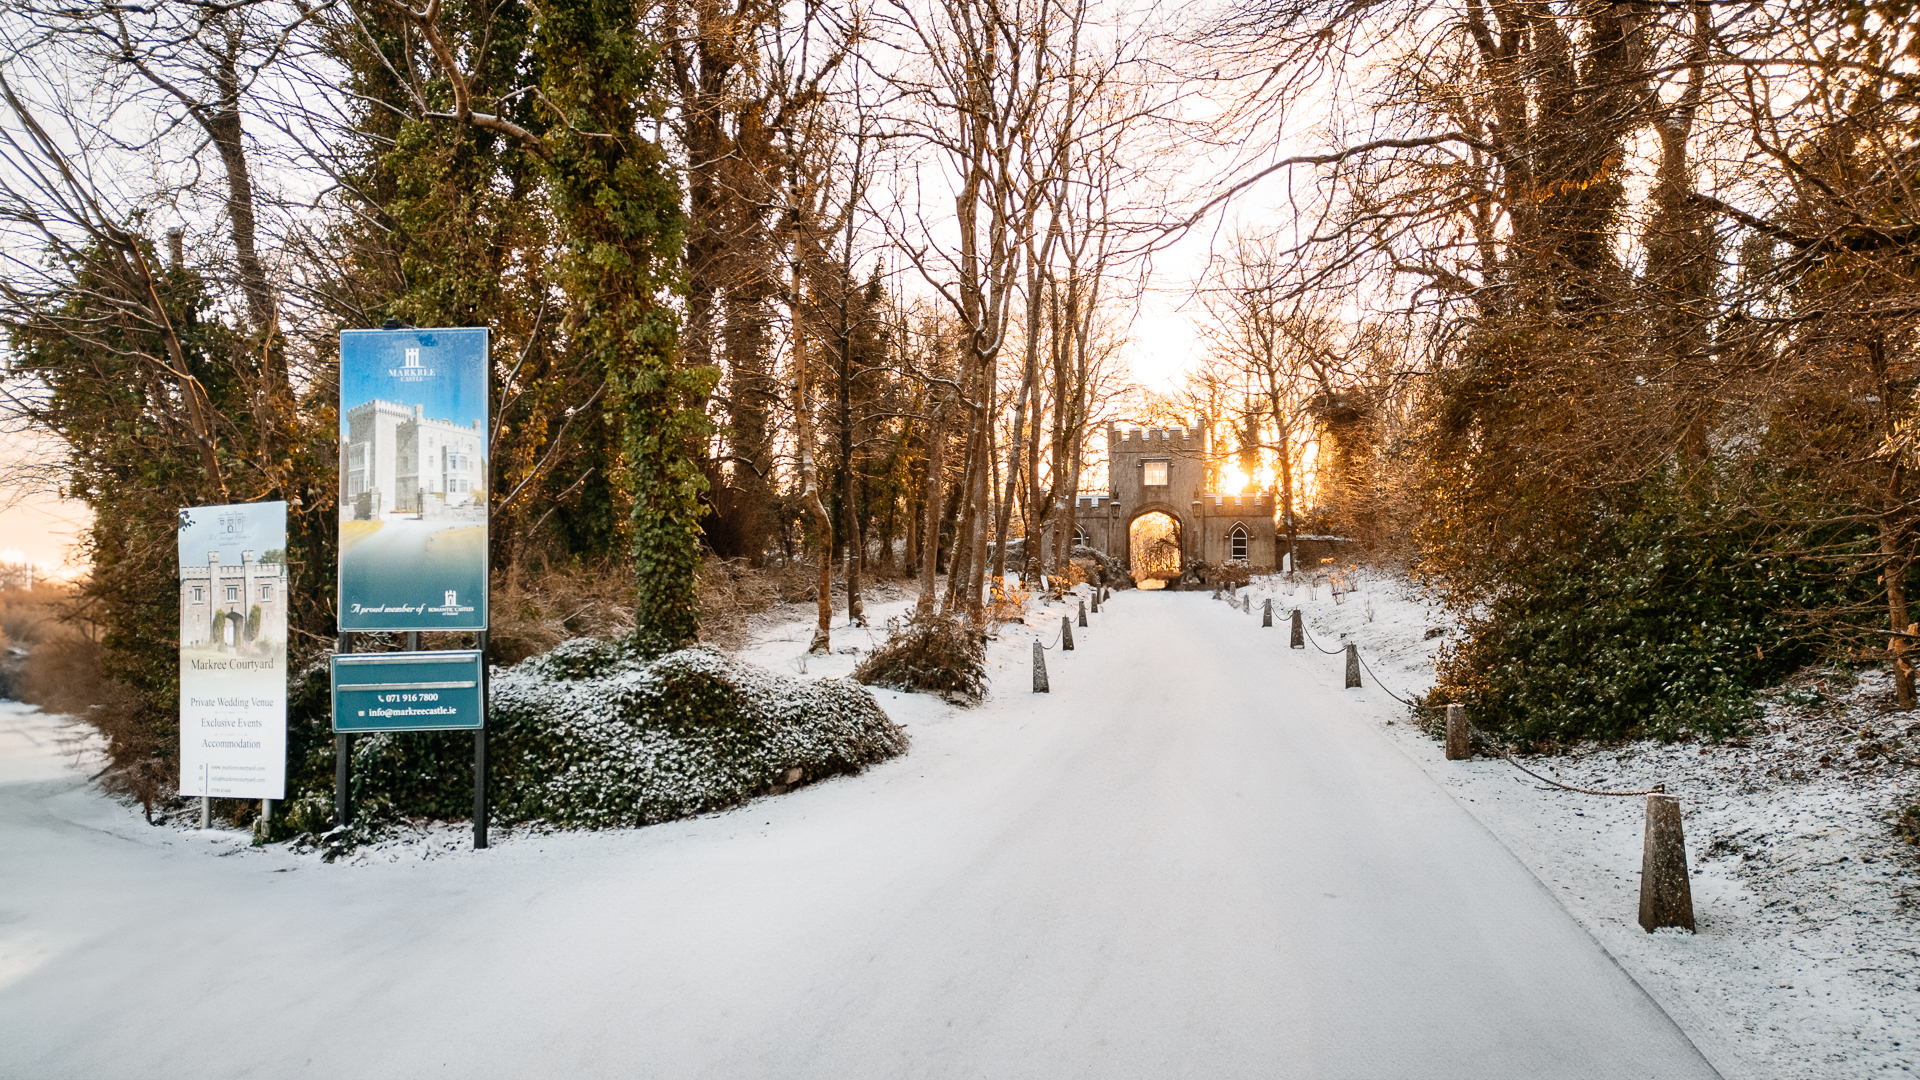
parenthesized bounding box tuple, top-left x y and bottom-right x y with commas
(486, 639, 908, 828)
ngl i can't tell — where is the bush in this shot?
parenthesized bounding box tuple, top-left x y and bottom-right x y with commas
(853, 614, 988, 704)
(1432, 486, 1872, 746)
(272, 638, 909, 837)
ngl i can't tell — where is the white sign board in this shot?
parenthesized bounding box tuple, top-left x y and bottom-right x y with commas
(178, 501, 289, 799)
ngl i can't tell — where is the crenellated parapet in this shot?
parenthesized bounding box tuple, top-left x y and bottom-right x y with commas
(1194, 493, 1273, 516)
(1105, 423, 1206, 451)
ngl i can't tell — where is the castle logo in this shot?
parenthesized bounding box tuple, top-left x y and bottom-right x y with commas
(389, 346, 436, 381)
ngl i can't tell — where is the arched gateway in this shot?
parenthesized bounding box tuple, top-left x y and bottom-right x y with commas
(1068, 424, 1279, 579)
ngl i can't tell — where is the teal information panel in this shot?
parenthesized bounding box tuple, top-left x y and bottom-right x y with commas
(338, 327, 489, 632)
(331, 651, 484, 733)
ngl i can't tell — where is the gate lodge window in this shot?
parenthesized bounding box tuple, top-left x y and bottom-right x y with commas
(225, 585, 239, 602)
(1143, 460, 1168, 486)
(1230, 524, 1248, 561)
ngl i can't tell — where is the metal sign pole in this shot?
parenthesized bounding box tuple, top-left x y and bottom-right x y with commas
(335, 631, 353, 827)
(474, 630, 489, 849)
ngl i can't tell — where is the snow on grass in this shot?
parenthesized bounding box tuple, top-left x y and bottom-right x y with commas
(6, 567, 1916, 1077)
(1266, 568, 1920, 1080)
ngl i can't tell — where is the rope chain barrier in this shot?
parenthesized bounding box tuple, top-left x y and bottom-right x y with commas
(1282, 603, 1669, 798)
(1297, 622, 1347, 656)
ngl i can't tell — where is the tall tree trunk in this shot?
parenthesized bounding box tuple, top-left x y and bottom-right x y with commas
(1883, 512, 1915, 711)
(1275, 404, 1298, 574)
(965, 389, 992, 622)
(917, 393, 948, 616)
(944, 401, 980, 617)
(996, 283, 1041, 580)
(793, 268, 832, 652)
(208, 16, 274, 339)
(724, 289, 777, 563)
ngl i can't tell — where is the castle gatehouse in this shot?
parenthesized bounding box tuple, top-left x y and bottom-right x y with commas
(1070, 424, 1278, 581)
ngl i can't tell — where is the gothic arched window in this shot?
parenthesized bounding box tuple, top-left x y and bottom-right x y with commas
(1229, 523, 1248, 562)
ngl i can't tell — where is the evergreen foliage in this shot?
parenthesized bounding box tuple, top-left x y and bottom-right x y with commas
(272, 640, 907, 838)
(1431, 473, 1884, 745)
(534, 0, 714, 653)
(6, 239, 332, 807)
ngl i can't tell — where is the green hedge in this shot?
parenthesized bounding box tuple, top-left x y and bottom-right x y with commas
(271, 639, 907, 841)
(1433, 487, 1877, 746)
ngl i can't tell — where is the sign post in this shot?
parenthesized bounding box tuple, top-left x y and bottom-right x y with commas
(335, 327, 490, 847)
(178, 502, 289, 822)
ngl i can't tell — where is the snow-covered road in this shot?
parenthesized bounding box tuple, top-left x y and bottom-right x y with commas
(1, 591, 1719, 1079)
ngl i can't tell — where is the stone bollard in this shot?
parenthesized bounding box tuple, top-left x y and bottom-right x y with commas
(1033, 641, 1050, 693)
(1212, 585, 1221, 600)
(1078, 599, 1088, 627)
(1290, 609, 1305, 649)
(1344, 642, 1361, 688)
(1445, 703, 1470, 760)
(1638, 794, 1695, 932)
(1061, 615, 1074, 651)
(1262, 598, 1273, 627)
(1091, 590, 1100, 613)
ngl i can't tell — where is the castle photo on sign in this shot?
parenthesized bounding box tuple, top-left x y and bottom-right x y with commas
(337, 328, 489, 632)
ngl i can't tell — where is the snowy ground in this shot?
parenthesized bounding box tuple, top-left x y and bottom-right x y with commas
(0, 572, 1909, 1078)
(1251, 569, 1920, 1080)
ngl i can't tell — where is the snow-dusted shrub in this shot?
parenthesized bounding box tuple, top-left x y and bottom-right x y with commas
(267, 639, 907, 839)
(486, 640, 907, 828)
(853, 614, 987, 703)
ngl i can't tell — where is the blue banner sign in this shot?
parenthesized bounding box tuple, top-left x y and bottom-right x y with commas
(331, 651, 485, 733)
(338, 327, 489, 632)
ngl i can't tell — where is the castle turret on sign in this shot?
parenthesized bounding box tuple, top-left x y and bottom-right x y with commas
(1067, 423, 1278, 576)
(342, 399, 486, 521)
(180, 548, 287, 650)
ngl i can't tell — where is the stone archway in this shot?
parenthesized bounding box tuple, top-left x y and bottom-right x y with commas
(1128, 509, 1185, 589)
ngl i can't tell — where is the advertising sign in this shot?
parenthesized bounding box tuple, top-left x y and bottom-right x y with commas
(338, 327, 489, 632)
(331, 651, 485, 733)
(178, 501, 288, 799)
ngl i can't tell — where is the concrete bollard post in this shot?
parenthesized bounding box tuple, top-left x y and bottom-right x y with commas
(1091, 590, 1100, 613)
(1290, 609, 1305, 649)
(1061, 615, 1074, 651)
(1212, 585, 1221, 600)
(1033, 641, 1050, 693)
(1638, 794, 1695, 932)
(1344, 642, 1361, 688)
(1445, 703, 1470, 760)
(1262, 598, 1273, 627)
(1078, 600, 1088, 627)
